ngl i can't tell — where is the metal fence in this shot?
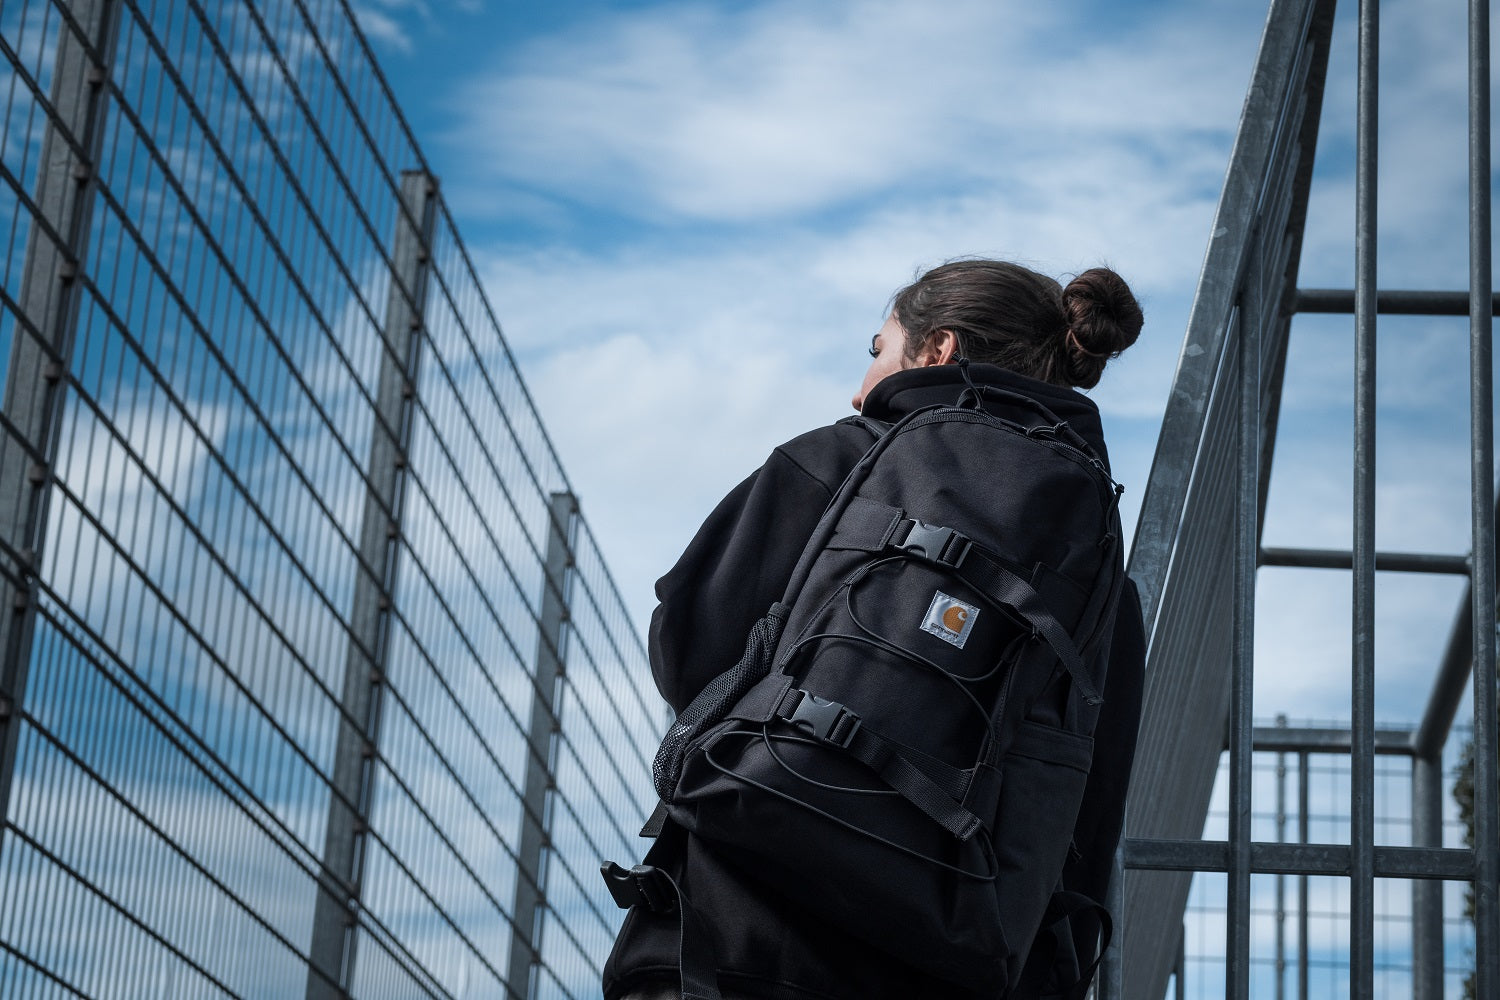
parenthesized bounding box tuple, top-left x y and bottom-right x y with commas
(1114, 0, 1498, 997)
(0, 2, 667, 998)
(1178, 721, 1477, 998)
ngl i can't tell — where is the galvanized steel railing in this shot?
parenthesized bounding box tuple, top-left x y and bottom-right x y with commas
(1113, 0, 1499, 997)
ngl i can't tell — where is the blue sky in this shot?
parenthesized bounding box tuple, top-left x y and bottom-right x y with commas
(347, 0, 1492, 731)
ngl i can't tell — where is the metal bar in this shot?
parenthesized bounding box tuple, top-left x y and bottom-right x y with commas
(1274, 720, 1287, 1000)
(307, 170, 438, 1000)
(1351, 2, 1380, 995)
(1259, 546, 1469, 575)
(0, 0, 121, 836)
(1126, 0, 1320, 631)
(1411, 488, 1499, 760)
(1175, 929, 1186, 1000)
(1294, 288, 1500, 315)
(1467, 0, 1500, 995)
(508, 491, 577, 1000)
(1243, 726, 1415, 754)
(1227, 201, 1262, 1000)
(1297, 751, 1308, 1000)
(1405, 500, 1500, 1000)
(1254, 0, 1330, 537)
(1124, 839, 1473, 880)
(1097, 842, 1124, 999)
(1410, 753, 1444, 1000)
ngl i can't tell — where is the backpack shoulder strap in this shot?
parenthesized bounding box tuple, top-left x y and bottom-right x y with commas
(837, 413, 892, 440)
(778, 406, 937, 605)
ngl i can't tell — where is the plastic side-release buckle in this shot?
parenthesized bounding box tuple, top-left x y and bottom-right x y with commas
(600, 861, 675, 913)
(778, 689, 861, 749)
(896, 519, 972, 568)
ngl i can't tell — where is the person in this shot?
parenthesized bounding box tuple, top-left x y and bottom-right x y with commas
(603, 258, 1148, 1000)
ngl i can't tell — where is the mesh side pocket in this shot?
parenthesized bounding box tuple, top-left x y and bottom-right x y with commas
(652, 603, 787, 802)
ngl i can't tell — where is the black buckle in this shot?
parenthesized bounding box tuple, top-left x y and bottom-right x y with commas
(897, 519, 971, 567)
(600, 861, 675, 913)
(783, 690, 861, 749)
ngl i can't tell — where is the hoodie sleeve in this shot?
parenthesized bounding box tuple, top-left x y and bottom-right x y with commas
(647, 440, 845, 714)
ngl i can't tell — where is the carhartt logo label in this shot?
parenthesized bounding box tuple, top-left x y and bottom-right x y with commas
(921, 591, 979, 649)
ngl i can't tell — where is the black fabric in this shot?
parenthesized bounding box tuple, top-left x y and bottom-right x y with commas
(604, 364, 1145, 1000)
(601, 824, 730, 1000)
(1014, 890, 1113, 999)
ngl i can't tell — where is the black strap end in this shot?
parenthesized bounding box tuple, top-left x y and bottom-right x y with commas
(640, 800, 668, 838)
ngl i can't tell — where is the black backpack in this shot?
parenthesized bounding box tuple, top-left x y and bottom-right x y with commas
(604, 365, 1126, 999)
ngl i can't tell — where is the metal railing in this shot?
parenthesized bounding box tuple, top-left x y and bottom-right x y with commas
(1113, 0, 1498, 997)
(1176, 721, 1476, 997)
(0, 2, 667, 998)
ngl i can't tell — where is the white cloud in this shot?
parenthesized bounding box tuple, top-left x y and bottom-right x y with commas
(351, 0, 454, 55)
(479, 240, 870, 623)
(350, 6, 416, 55)
(451, 0, 1259, 224)
(349, 0, 493, 60)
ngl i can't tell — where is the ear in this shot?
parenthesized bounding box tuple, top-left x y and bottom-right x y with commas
(915, 329, 960, 367)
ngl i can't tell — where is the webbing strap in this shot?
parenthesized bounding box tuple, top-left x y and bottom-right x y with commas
(827, 495, 902, 552)
(950, 551, 1100, 706)
(773, 686, 1005, 837)
(774, 683, 996, 839)
(675, 877, 723, 1000)
(961, 760, 1002, 825)
(723, 672, 793, 726)
(638, 800, 668, 838)
(846, 729, 984, 841)
(771, 687, 984, 840)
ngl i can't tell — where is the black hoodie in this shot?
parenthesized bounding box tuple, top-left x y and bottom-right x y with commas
(604, 363, 1144, 1000)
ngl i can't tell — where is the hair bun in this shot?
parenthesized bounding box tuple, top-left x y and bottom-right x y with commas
(1060, 267, 1143, 388)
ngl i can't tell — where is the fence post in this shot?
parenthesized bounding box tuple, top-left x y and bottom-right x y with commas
(1465, 2, 1499, 997)
(0, 0, 121, 838)
(507, 491, 578, 999)
(306, 170, 438, 999)
(1350, 2, 1381, 991)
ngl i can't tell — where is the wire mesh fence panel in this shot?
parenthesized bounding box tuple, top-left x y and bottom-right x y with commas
(0, 2, 667, 998)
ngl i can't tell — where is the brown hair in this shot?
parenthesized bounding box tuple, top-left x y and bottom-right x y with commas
(889, 259, 1143, 389)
